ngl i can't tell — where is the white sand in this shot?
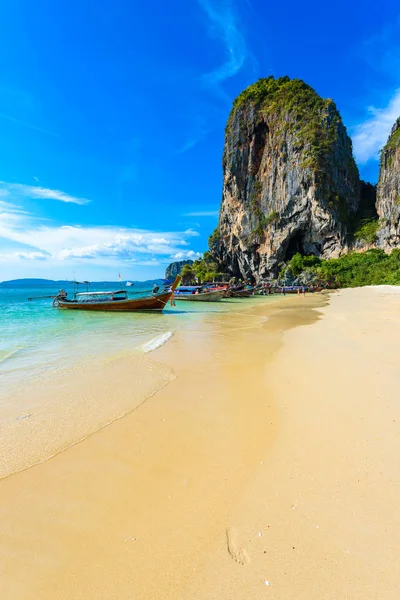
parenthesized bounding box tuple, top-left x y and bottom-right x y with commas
(1, 288, 399, 599)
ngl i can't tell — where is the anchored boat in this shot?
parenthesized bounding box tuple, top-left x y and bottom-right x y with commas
(228, 286, 253, 298)
(174, 285, 225, 302)
(53, 276, 180, 312)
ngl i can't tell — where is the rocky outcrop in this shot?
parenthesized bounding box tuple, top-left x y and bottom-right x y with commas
(214, 76, 360, 280)
(165, 260, 193, 280)
(376, 118, 400, 249)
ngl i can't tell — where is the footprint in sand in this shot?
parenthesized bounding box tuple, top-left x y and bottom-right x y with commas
(226, 528, 250, 565)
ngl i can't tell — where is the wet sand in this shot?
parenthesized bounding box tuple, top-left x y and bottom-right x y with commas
(0, 352, 174, 479)
(1, 288, 400, 599)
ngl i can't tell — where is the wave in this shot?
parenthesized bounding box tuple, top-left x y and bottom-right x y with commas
(0, 347, 22, 365)
(140, 331, 173, 353)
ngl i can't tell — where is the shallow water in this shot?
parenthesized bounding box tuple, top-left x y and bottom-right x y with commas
(0, 283, 243, 384)
(0, 282, 278, 477)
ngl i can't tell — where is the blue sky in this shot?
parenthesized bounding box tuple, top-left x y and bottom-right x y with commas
(1, 0, 399, 281)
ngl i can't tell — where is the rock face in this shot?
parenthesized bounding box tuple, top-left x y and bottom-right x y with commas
(377, 118, 400, 249)
(165, 260, 193, 280)
(214, 77, 360, 280)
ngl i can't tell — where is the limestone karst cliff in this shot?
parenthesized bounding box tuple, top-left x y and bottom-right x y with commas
(376, 118, 400, 249)
(165, 260, 193, 280)
(213, 76, 360, 280)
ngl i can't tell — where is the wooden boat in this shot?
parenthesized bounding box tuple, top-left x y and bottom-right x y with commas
(272, 286, 305, 294)
(229, 288, 253, 298)
(174, 286, 224, 302)
(53, 277, 180, 312)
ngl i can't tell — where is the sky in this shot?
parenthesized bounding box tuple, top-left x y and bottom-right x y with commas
(0, 0, 400, 282)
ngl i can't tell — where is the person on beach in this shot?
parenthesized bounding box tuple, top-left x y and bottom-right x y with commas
(170, 290, 176, 306)
(302, 286, 306, 296)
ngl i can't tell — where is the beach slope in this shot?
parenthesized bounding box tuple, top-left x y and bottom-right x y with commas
(1, 287, 400, 599)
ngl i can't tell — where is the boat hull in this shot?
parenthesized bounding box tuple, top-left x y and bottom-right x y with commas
(230, 290, 253, 298)
(175, 290, 224, 302)
(57, 291, 173, 312)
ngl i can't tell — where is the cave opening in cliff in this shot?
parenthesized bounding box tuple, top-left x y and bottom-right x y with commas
(285, 232, 306, 261)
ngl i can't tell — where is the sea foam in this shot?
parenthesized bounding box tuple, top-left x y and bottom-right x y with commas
(140, 332, 173, 353)
(0, 348, 21, 365)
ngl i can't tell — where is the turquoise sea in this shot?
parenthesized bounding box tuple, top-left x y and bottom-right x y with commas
(1, 282, 165, 382)
(0, 281, 235, 382)
(0, 281, 278, 478)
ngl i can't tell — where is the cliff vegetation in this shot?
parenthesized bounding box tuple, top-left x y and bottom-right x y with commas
(202, 75, 400, 285)
(165, 260, 194, 280)
(376, 117, 400, 249)
(228, 76, 357, 179)
(283, 249, 400, 287)
(218, 75, 360, 280)
(181, 252, 227, 284)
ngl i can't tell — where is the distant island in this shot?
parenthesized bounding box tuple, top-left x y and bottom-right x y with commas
(165, 260, 193, 280)
(0, 279, 75, 287)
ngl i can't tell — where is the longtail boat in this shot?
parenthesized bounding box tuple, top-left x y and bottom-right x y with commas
(272, 285, 306, 294)
(53, 276, 180, 312)
(174, 285, 224, 302)
(229, 287, 253, 298)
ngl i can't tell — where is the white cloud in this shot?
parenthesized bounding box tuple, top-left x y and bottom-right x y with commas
(0, 181, 90, 205)
(171, 250, 202, 260)
(131, 259, 163, 267)
(352, 15, 400, 166)
(199, 0, 248, 91)
(0, 200, 34, 232)
(352, 89, 400, 164)
(177, 2, 256, 153)
(360, 16, 400, 76)
(178, 126, 211, 154)
(16, 251, 48, 260)
(0, 200, 202, 279)
(183, 228, 200, 236)
(183, 210, 219, 217)
(54, 230, 192, 261)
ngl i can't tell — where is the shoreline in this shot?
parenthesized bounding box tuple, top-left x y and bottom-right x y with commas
(0, 295, 289, 480)
(0, 350, 175, 480)
(1, 288, 400, 599)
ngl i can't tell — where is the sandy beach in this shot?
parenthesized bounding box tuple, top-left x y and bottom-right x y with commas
(1, 287, 400, 599)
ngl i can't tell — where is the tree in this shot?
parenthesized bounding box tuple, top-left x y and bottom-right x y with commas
(181, 264, 196, 284)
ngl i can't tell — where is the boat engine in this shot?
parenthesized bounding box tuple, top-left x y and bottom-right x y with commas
(52, 289, 67, 307)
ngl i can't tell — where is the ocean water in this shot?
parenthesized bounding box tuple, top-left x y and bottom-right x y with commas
(1, 281, 275, 477)
(0, 282, 236, 382)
